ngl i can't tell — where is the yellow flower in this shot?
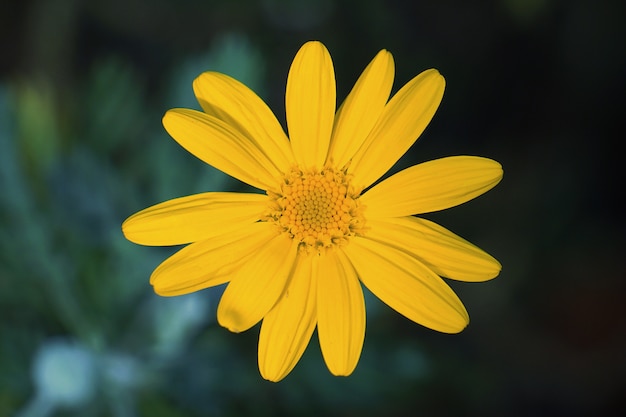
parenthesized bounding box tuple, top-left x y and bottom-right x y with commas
(122, 41, 503, 382)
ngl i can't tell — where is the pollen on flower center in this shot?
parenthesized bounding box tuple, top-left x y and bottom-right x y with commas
(266, 166, 366, 252)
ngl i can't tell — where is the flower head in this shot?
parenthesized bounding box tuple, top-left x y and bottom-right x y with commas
(122, 41, 503, 382)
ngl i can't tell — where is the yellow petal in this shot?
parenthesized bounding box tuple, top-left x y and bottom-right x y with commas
(366, 217, 501, 282)
(362, 156, 503, 217)
(286, 41, 336, 170)
(317, 250, 365, 376)
(193, 72, 295, 172)
(344, 237, 469, 333)
(327, 49, 394, 169)
(258, 254, 317, 382)
(162, 109, 281, 190)
(150, 222, 275, 296)
(348, 69, 445, 189)
(122, 192, 267, 246)
(217, 232, 298, 333)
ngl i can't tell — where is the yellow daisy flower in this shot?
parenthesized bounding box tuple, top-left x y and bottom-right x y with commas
(122, 41, 503, 382)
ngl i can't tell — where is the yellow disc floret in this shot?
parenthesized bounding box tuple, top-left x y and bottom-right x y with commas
(266, 166, 366, 252)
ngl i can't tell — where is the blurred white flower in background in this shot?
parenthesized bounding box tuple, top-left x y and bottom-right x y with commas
(16, 338, 96, 417)
(33, 338, 96, 407)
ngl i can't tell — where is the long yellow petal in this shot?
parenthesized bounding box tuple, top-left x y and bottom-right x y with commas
(327, 49, 394, 169)
(217, 232, 298, 333)
(162, 109, 281, 190)
(193, 72, 295, 172)
(361, 156, 503, 217)
(348, 69, 445, 189)
(150, 222, 275, 296)
(286, 41, 336, 170)
(317, 250, 365, 376)
(344, 237, 469, 333)
(258, 254, 317, 382)
(366, 217, 501, 282)
(122, 192, 267, 246)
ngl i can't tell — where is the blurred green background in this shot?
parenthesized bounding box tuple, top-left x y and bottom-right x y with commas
(1, 0, 624, 416)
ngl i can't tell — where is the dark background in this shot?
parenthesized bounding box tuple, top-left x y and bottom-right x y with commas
(1, 0, 624, 416)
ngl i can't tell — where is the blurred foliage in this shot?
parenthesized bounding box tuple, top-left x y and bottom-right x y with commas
(1, 0, 625, 416)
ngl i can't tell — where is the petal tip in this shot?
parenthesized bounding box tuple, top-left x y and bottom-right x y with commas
(327, 365, 357, 377)
(120, 216, 141, 245)
(441, 311, 470, 334)
(297, 40, 330, 58)
(422, 68, 445, 85)
(259, 368, 287, 383)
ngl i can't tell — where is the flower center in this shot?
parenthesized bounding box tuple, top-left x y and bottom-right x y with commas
(266, 166, 366, 252)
